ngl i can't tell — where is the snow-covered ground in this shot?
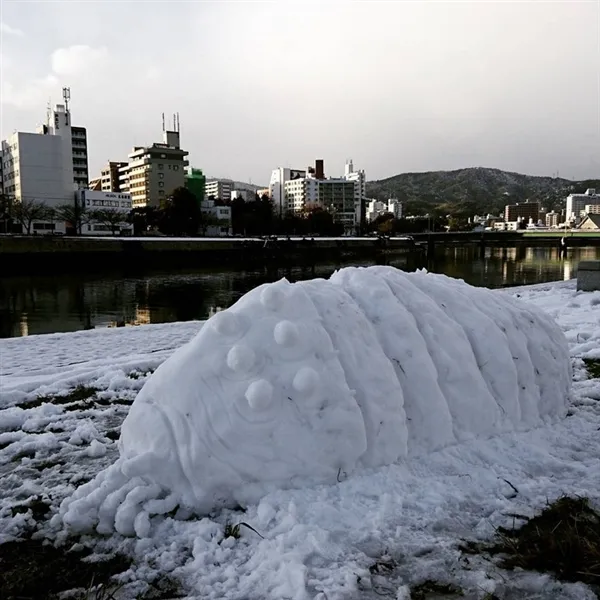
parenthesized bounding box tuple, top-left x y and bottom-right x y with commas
(1, 278, 600, 599)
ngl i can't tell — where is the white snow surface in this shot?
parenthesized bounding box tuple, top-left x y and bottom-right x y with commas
(1, 272, 599, 600)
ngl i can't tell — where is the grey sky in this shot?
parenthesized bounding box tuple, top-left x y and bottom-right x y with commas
(1, 0, 599, 185)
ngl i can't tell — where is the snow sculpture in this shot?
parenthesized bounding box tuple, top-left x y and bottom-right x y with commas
(54, 267, 571, 537)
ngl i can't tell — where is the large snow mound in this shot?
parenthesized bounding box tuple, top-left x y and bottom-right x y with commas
(53, 266, 571, 537)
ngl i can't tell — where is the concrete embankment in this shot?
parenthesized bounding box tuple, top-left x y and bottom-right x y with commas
(0, 235, 415, 274)
(2, 232, 599, 274)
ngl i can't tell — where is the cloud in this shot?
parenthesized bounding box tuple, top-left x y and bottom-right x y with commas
(51, 45, 109, 76)
(1, 75, 58, 110)
(0, 22, 24, 36)
(1, 45, 109, 109)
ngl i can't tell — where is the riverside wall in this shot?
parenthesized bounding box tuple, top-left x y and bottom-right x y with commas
(2, 232, 599, 274)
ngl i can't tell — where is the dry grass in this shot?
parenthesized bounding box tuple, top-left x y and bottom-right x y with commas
(410, 579, 464, 599)
(0, 539, 130, 600)
(583, 358, 600, 380)
(461, 496, 600, 592)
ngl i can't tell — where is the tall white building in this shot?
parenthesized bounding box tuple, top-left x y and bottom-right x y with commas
(1, 89, 88, 208)
(566, 188, 599, 222)
(269, 167, 307, 214)
(343, 159, 367, 226)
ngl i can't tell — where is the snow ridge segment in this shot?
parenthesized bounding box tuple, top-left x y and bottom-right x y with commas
(53, 266, 572, 537)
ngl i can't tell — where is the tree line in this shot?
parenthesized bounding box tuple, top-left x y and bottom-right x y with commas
(1, 189, 461, 238)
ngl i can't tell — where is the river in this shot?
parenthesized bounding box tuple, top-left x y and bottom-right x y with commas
(2, 246, 598, 338)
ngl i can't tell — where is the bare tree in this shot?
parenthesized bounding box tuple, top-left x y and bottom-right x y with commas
(11, 198, 52, 235)
(88, 209, 129, 236)
(55, 203, 92, 235)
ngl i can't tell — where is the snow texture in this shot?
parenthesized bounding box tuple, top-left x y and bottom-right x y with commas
(52, 266, 571, 535)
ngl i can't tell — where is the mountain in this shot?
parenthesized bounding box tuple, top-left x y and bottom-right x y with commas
(366, 167, 600, 217)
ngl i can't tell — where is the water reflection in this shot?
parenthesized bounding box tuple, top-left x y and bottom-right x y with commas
(2, 246, 599, 338)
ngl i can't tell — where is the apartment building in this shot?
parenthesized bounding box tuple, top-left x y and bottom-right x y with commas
(366, 198, 403, 222)
(284, 173, 356, 229)
(71, 126, 89, 188)
(120, 129, 189, 208)
(504, 202, 539, 223)
(269, 167, 307, 214)
(566, 189, 599, 221)
(586, 204, 600, 215)
(205, 179, 233, 203)
(99, 161, 128, 192)
(1, 92, 88, 210)
(1, 132, 67, 206)
(343, 159, 367, 225)
(545, 211, 560, 228)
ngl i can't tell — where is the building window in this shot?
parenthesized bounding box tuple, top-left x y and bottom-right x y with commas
(158, 164, 164, 170)
(159, 182, 164, 188)
(159, 173, 164, 179)
(173, 165, 179, 171)
(159, 190, 165, 196)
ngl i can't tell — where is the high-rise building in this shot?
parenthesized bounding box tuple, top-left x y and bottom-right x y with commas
(119, 117, 189, 209)
(283, 160, 356, 230)
(269, 167, 306, 214)
(343, 159, 367, 226)
(504, 202, 539, 223)
(99, 161, 128, 192)
(566, 189, 599, 221)
(205, 179, 233, 203)
(71, 126, 89, 188)
(1, 89, 88, 209)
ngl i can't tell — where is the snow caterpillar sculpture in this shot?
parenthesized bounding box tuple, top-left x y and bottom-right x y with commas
(55, 266, 571, 537)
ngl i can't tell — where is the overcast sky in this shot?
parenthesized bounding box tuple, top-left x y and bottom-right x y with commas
(1, 0, 598, 184)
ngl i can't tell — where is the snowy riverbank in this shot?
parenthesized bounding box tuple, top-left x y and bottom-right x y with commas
(1, 279, 600, 599)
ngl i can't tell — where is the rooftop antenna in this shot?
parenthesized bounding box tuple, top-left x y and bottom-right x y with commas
(62, 87, 71, 112)
(46, 98, 51, 129)
(162, 113, 165, 132)
(176, 112, 180, 133)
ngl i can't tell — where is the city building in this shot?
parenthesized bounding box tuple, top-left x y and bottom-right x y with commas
(99, 161, 128, 192)
(75, 189, 133, 236)
(343, 159, 367, 226)
(283, 161, 356, 230)
(88, 177, 102, 191)
(578, 214, 600, 231)
(269, 167, 307, 214)
(545, 211, 560, 228)
(205, 179, 233, 203)
(1, 88, 88, 212)
(200, 199, 232, 236)
(366, 198, 403, 222)
(71, 126, 89, 188)
(119, 116, 189, 208)
(186, 168, 206, 204)
(231, 189, 255, 202)
(585, 204, 600, 215)
(566, 189, 599, 221)
(504, 202, 539, 223)
(256, 188, 270, 198)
